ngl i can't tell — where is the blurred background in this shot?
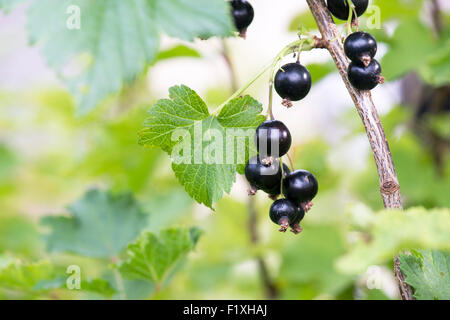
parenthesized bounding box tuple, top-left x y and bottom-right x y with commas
(0, 0, 449, 300)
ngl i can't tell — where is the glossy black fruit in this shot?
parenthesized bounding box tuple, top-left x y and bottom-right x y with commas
(269, 198, 304, 229)
(274, 62, 312, 102)
(230, 0, 254, 35)
(245, 156, 290, 195)
(347, 59, 383, 91)
(344, 32, 377, 65)
(282, 170, 319, 204)
(327, 0, 369, 21)
(255, 120, 292, 159)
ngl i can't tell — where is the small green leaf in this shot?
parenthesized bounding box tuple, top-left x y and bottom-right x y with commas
(139, 85, 265, 208)
(74, 278, 117, 297)
(41, 189, 148, 258)
(139, 85, 210, 153)
(0, 259, 53, 290)
(337, 207, 450, 274)
(117, 227, 201, 284)
(399, 250, 450, 300)
(34, 277, 116, 297)
(155, 45, 201, 62)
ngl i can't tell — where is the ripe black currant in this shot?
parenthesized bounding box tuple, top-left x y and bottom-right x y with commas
(274, 62, 311, 106)
(230, 0, 254, 37)
(255, 120, 292, 160)
(344, 32, 377, 66)
(269, 199, 305, 233)
(282, 170, 318, 205)
(245, 156, 290, 196)
(327, 0, 369, 21)
(347, 59, 383, 91)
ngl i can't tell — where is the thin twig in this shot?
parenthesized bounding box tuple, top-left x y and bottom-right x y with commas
(268, 83, 275, 120)
(222, 40, 239, 92)
(305, 0, 414, 300)
(222, 41, 279, 299)
(430, 0, 443, 36)
(248, 195, 279, 299)
(286, 153, 295, 171)
(112, 256, 127, 300)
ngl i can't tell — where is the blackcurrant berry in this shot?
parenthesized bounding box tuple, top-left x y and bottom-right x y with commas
(274, 62, 311, 105)
(282, 170, 318, 204)
(269, 199, 304, 233)
(245, 156, 290, 196)
(327, 0, 369, 21)
(344, 32, 377, 66)
(347, 59, 383, 91)
(230, 0, 254, 37)
(255, 120, 292, 159)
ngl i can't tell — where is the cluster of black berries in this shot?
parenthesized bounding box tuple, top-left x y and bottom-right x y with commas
(229, 0, 254, 38)
(245, 59, 317, 234)
(326, 1, 384, 91)
(345, 32, 383, 90)
(234, 0, 384, 233)
(245, 120, 318, 234)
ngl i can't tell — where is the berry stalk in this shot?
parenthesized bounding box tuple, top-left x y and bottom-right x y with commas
(214, 37, 318, 115)
(305, 0, 413, 300)
(346, 1, 356, 34)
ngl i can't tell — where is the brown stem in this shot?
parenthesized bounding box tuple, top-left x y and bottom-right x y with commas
(248, 195, 279, 299)
(394, 258, 414, 300)
(430, 0, 443, 36)
(111, 256, 127, 300)
(222, 40, 239, 92)
(305, 0, 414, 300)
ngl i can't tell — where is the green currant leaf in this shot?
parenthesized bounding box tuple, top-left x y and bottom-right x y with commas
(337, 207, 450, 274)
(0, 259, 53, 291)
(139, 85, 210, 153)
(155, 45, 201, 63)
(24, 0, 234, 115)
(41, 189, 148, 259)
(34, 277, 116, 297)
(71, 277, 116, 297)
(399, 250, 450, 300)
(117, 227, 201, 284)
(139, 85, 265, 208)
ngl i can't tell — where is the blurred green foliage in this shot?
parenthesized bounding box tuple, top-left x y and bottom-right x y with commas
(0, 0, 449, 300)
